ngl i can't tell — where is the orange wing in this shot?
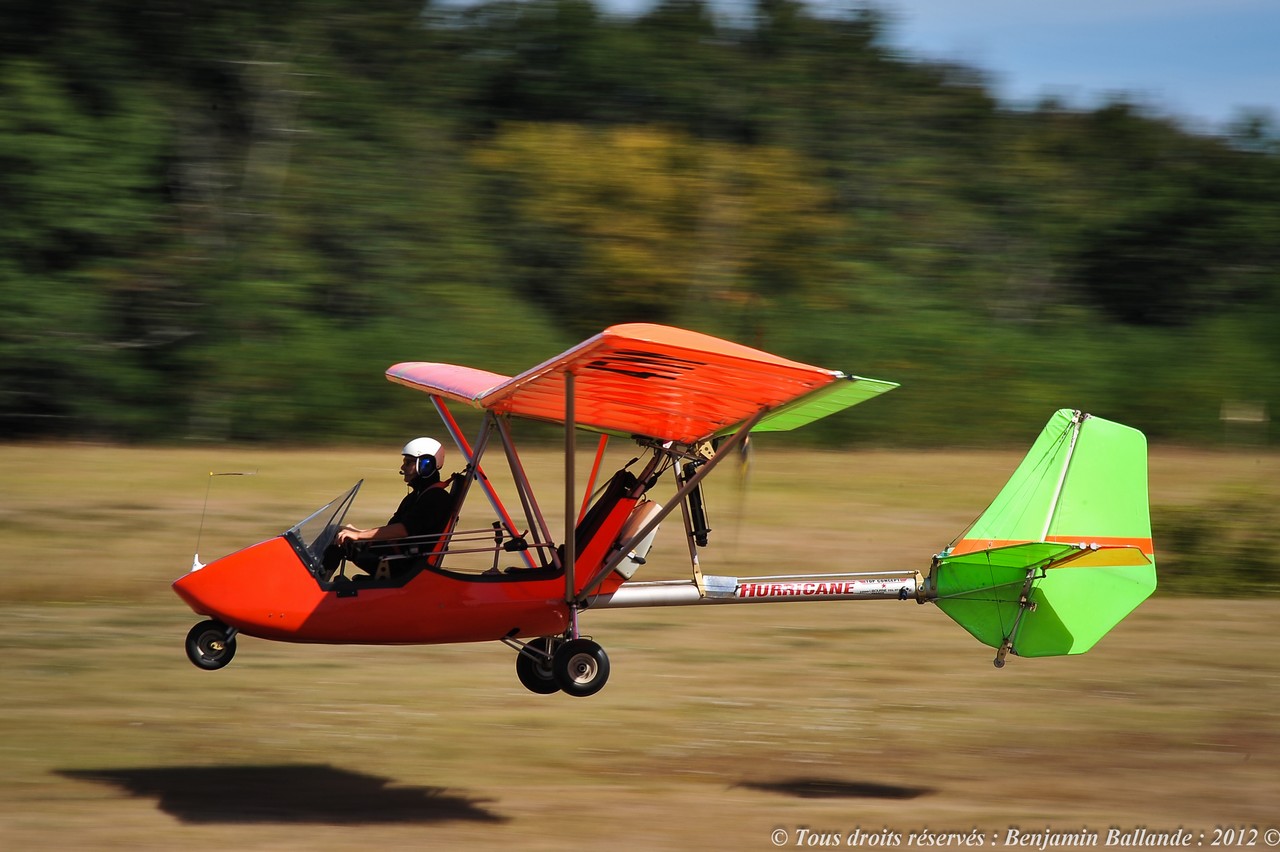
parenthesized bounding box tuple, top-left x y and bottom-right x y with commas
(386, 323, 895, 444)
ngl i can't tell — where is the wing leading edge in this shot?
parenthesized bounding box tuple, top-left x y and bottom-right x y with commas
(387, 323, 897, 444)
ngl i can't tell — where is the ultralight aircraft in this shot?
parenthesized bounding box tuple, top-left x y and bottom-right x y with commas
(174, 324, 1157, 696)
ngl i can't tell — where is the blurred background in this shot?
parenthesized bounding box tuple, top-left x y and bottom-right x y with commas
(1, 0, 1278, 447)
(3, 7, 1279, 845)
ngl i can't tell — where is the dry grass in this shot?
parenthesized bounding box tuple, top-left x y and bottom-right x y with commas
(2, 442, 1278, 849)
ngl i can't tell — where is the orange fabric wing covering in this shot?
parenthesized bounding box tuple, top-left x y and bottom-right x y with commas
(386, 323, 841, 444)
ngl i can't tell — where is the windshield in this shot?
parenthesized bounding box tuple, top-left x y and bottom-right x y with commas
(286, 481, 362, 567)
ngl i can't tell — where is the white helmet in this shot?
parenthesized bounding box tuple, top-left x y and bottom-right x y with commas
(401, 436, 446, 479)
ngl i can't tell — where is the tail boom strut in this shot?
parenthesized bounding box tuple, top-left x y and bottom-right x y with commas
(591, 570, 923, 609)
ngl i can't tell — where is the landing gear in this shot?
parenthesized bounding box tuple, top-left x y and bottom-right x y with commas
(185, 620, 237, 670)
(515, 636, 561, 694)
(552, 638, 610, 697)
(510, 635, 611, 696)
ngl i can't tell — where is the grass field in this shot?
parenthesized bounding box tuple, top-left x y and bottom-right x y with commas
(2, 442, 1278, 850)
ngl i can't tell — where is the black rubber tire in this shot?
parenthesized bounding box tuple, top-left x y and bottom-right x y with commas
(515, 637, 561, 694)
(185, 620, 237, 671)
(552, 638, 610, 697)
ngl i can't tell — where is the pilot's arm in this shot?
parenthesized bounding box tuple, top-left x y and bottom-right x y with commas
(335, 522, 408, 546)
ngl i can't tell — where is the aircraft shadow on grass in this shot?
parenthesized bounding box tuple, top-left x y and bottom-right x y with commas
(58, 764, 506, 825)
(737, 778, 932, 800)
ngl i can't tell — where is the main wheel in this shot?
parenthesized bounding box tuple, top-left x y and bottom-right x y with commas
(552, 638, 610, 697)
(515, 637, 561, 695)
(185, 620, 237, 671)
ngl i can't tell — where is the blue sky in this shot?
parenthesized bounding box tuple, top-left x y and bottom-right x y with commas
(865, 0, 1279, 130)
(566, 0, 1279, 131)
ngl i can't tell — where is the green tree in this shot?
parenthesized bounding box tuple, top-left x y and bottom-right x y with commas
(474, 123, 843, 337)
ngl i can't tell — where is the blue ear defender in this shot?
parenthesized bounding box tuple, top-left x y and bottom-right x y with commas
(415, 455, 438, 479)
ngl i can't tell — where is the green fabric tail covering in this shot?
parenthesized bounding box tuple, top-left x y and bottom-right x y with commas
(931, 410, 1157, 659)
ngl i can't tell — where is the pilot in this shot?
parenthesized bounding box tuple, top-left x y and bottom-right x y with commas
(335, 437, 454, 568)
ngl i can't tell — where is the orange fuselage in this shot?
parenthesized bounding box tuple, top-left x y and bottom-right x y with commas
(173, 490, 638, 645)
(173, 536, 574, 645)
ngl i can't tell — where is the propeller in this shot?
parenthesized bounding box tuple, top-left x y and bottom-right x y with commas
(707, 434, 752, 560)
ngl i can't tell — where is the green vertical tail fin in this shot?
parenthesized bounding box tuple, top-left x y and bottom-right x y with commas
(928, 410, 1156, 662)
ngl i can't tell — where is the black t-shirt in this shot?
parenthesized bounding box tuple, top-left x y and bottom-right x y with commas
(388, 477, 453, 540)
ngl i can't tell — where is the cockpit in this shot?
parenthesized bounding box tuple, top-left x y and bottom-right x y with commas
(282, 452, 672, 597)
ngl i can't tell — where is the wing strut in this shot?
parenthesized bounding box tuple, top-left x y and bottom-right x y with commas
(495, 415, 558, 564)
(564, 370, 577, 606)
(432, 398, 536, 569)
(579, 435, 610, 523)
(576, 405, 769, 604)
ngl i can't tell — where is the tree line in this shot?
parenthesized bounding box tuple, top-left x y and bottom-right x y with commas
(2, 0, 1278, 445)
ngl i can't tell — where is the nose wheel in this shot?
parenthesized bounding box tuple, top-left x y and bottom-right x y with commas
(185, 620, 237, 670)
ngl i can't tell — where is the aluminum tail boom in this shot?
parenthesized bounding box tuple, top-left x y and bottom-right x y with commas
(590, 571, 923, 609)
